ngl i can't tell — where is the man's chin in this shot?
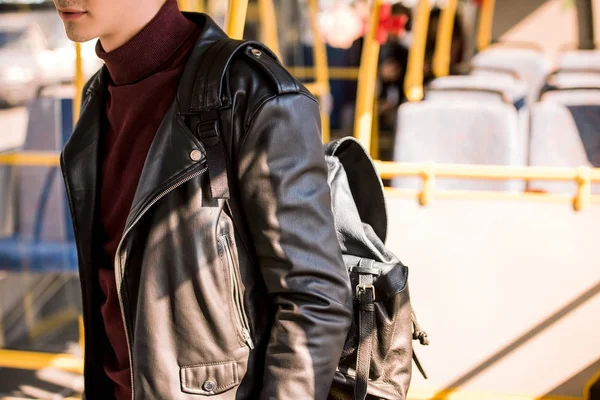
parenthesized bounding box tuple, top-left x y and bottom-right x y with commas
(63, 25, 96, 43)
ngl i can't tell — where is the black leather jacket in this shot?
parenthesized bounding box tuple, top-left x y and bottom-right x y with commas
(61, 14, 353, 400)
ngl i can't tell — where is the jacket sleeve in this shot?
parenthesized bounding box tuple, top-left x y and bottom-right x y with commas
(236, 92, 353, 399)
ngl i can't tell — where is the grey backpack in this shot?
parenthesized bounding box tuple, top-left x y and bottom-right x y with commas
(324, 137, 428, 400)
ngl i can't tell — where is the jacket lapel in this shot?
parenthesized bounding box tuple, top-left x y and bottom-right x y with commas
(124, 102, 206, 229)
(125, 14, 227, 227)
(60, 68, 106, 265)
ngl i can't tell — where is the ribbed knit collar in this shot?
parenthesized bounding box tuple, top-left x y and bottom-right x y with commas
(95, 0, 197, 86)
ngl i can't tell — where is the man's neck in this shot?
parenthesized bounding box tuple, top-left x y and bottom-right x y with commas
(99, 0, 167, 53)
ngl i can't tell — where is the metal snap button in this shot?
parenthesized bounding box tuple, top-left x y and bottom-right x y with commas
(190, 150, 202, 161)
(251, 48, 262, 57)
(203, 380, 216, 392)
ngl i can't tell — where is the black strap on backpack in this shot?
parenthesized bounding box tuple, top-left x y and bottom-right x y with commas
(179, 36, 298, 258)
(354, 259, 378, 400)
(185, 38, 250, 200)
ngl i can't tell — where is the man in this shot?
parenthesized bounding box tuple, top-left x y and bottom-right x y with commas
(55, 0, 353, 398)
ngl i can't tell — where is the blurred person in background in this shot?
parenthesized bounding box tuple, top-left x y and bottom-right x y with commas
(55, 0, 352, 399)
(377, 2, 411, 133)
(424, 7, 465, 83)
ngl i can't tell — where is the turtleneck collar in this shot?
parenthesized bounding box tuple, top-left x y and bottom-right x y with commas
(96, 0, 198, 86)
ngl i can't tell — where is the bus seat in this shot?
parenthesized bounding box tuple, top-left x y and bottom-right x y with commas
(471, 47, 552, 104)
(544, 72, 600, 91)
(557, 50, 600, 72)
(426, 75, 528, 110)
(538, 88, 600, 168)
(392, 101, 527, 192)
(0, 94, 77, 272)
(541, 88, 600, 106)
(528, 101, 600, 194)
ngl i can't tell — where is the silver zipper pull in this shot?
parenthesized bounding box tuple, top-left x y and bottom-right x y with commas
(242, 328, 254, 349)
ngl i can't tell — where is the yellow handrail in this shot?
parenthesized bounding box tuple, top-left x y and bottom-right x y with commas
(353, 0, 383, 153)
(225, 0, 249, 39)
(0, 349, 83, 373)
(404, 0, 431, 103)
(0, 152, 61, 167)
(257, 0, 282, 60)
(375, 162, 600, 181)
(477, 0, 496, 51)
(432, 0, 457, 77)
(376, 161, 600, 211)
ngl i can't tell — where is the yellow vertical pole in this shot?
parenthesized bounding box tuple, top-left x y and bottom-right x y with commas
(78, 316, 84, 357)
(477, 0, 496, 51)
(307, 0, 331, 143)
(73, 42, 84, 124)
(196, 0, 205, 13)
(353, 0, 382, 154)
(258, 0, 282, 60)
(73, 41, 85, 355)
(404, 0, 431, 103)
(574, 166, 592, 211)
(433, 0, 457, 77)
(371, 97, 379, 158)
(225, 0, 249, 39)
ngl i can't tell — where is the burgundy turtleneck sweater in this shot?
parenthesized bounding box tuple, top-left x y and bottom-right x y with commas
(95, 1, 201, 398)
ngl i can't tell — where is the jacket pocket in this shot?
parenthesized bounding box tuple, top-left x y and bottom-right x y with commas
(220, 234, 254, 349)
(180, 361, 239, 395)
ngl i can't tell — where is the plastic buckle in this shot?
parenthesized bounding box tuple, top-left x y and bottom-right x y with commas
(197, 120, 220, 147)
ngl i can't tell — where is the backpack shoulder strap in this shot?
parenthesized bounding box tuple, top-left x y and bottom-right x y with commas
(188, 37, 300, 113)
(181, 37, 302, 200)
(180, 37, 301, 258)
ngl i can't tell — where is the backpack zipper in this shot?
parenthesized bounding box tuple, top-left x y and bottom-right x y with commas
(114, 165, 208, 400)
(222, 235, 254, 349)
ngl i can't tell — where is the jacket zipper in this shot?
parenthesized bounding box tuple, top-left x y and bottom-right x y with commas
(114, 165, 208, 400)
(222, 235, 254, 349)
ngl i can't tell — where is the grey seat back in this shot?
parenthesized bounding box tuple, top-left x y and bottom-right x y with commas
(426, 74, 528, 109)
(557, 50, 600, 72)
(471, 47, 552, 104)
(528, 101, 600, 194)
(539, 87, 600, 169)
(545, 72, 600, 91)
(392, 101, 527, 192)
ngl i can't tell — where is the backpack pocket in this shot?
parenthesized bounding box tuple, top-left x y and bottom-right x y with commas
(333, 257, 417, 399)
